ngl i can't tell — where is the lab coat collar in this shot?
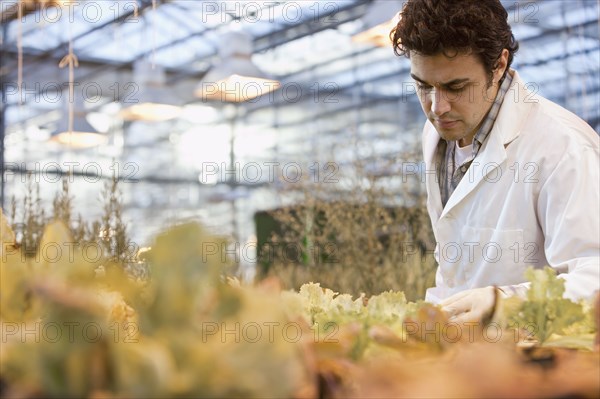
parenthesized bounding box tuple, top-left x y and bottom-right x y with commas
(423, 121, 443, 221)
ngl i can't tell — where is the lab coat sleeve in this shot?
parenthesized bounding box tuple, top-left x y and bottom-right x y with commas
(501, 143, 600, 301)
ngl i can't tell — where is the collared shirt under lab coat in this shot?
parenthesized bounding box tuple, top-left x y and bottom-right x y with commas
(423, 70, 600, 303)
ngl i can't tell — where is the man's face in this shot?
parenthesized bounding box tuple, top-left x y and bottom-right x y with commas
(410, 51, 506, 146)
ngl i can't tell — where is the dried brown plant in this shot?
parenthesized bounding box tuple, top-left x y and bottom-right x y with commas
(258, 148, 437, 301)
(15, 174, 46, 256)
(7, 174, 144, 279)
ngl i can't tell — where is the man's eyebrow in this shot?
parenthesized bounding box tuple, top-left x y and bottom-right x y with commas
(410, 74, 470, 86)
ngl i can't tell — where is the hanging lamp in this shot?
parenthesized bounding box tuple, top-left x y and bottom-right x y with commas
(51, 92, 107, 148)
(194, 31, 280, 103)
(120, 59, 182, 121)
(352, 0, 403, 47)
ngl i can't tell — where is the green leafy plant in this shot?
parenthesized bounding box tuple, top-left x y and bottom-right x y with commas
(506, 267, 589, 344)
(281, 282, 443, 360)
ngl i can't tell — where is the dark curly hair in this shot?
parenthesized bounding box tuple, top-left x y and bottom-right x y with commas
(390, 0, 519, 83)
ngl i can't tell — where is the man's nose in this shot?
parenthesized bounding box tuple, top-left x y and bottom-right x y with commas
(431, 89, 451, 116)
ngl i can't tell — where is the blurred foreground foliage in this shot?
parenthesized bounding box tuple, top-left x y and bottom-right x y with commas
(1, 178, 598, 399)
(1, 216, 313, 398)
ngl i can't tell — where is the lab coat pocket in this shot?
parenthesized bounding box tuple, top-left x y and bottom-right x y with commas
(460, 226, 524, 282)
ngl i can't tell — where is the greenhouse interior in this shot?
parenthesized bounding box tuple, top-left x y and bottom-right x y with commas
(1, 0, 599, 398)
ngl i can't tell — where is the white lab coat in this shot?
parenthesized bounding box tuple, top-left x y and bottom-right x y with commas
(424, 70, 600, 303)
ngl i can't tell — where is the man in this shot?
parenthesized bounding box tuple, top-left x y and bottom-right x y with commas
(391, 0, 599, 323)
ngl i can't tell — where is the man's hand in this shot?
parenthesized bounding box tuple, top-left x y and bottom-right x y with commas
(440, 286, 497, 324)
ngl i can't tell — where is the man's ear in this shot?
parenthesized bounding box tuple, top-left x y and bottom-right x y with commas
(494, 49, 510, 83)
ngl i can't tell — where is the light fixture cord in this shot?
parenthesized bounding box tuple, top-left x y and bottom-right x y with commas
(17, 0, 22, 105)
(152, 0, 157, 67)
(59, 19, 79, 138)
